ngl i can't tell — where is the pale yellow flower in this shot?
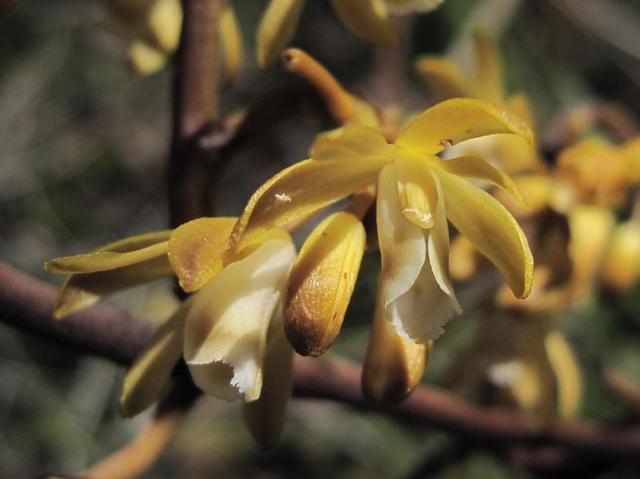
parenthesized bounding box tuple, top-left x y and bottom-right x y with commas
(47, 218, 297, 448)
(230, 98, 534, 344)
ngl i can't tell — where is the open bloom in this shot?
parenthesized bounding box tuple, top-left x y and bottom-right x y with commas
(231, 98, 534, 344)
(46, 217, 297, 448)
(256, 0, 444, 67)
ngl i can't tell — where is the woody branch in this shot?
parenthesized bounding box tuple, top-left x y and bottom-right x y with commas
(2, 262, 640, 465)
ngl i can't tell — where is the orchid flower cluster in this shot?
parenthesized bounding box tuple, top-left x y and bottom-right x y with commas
(46, 42, 538, 450)
(46, 1, 640, 454)
(416, 31, 640, 420)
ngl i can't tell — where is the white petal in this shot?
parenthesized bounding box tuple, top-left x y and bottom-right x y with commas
(183, 236, 296, 402)
(377, 164, 427, 312)
(427, 171, 461, 312)
(389, 246, 457, 342)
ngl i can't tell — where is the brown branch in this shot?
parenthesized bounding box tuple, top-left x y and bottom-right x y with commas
(3, 262, 640, 462)
(168, 0, 223, 226)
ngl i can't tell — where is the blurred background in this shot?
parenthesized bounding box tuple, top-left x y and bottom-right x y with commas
(2, 0, 640, 477)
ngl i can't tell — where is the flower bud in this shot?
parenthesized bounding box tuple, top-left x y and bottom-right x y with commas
(285, 211, 366, 356)
(362, 294, 430, 404)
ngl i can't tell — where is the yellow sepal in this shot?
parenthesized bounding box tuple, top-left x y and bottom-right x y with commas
(545, 331, 582, 419)
(434, 168, 533, 298)
(231, 155, 387, 248)
(120, 302, 190, 417)
(256, 0, 305, 68)
(220, 2, 244, 85)
(439, 155, 526, 206)
(473, 30, 503, 104)
(330, 0, 399, 46)
(168, 217, 237, 293)
(396, 98, 533, 156)
(414, 56, 472, 101)
(46, 231, 173, 318)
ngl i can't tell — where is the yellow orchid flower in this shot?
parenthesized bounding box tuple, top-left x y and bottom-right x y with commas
(231, 97, 534, 345)
(415, 30, 542, 176)
(552, 137, 638, 212)
(47, 217, 297, 448)
(447, 315, 582, 422)
(108, 0, 244, 79)
(256, 0, 444, 67)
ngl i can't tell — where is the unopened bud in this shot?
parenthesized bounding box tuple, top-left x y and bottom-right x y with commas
(362, 295, 430, 404)
(285, 211, 366, 356)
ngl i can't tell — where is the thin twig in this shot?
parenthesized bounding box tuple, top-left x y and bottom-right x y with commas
(168, 0, 223, 226)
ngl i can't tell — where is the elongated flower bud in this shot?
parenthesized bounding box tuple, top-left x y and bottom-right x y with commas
(362, 293, 430, 404)
(285, 211, 366, 356)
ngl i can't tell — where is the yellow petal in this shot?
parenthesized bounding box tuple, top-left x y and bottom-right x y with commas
(45, 241, 168, 274)
(184, 236, 296, 401)
(168, 217, 236, 293)
(507, 94, 535, 130)
(220, 2, 244, 85)
(128, 41, 168, 75)
(285, 211, 366, 356)
(362, 291, 430, 404)
(243, 313, 293, 449)
(440, 155, 526, 206)
(231, 155, 387, 248)
(435, 168, 533, 298)
(310, 125, 390, 161)
(567, 205, 615, 302)
(427, 171, 461, 311)
(331, 0, 399, 46)
(377, 164, 427, 322)
(602, 221, 640, 291)
(120, 301, 189, 417)
(384, 0, 444, 15)
(256, 0, 305, 68)
(396, 98, 533, 156)
(147, 0, 182, 53)
(394, 151, 436, 229)
(52, 254, 173, 319)
(545, 331, 582, 419)
(46, 231, 172, 318)
(414, 57, 473, 101)
(473, 30, 502, 104)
